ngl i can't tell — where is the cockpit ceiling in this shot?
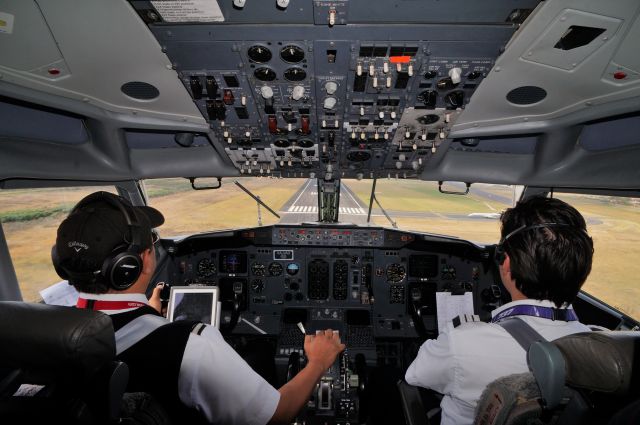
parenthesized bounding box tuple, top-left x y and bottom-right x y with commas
(0, 0, 639, 189)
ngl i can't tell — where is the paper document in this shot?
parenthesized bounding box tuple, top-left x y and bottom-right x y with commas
(435, 292, 474, 334)
(39, 280, 79, 306)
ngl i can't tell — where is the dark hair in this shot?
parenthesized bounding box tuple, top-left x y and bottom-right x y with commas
(500, 196, 594, 307)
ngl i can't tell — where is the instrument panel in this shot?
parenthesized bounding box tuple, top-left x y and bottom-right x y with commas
(163, 225, 503, 423)
(165, 225, 501, 342)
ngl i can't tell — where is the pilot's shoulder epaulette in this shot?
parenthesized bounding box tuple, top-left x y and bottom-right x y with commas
(191, 322, 208, 335)
(452, 314, 482, 328)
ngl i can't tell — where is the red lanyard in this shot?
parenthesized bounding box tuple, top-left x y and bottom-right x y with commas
(77, 298, 146, 311)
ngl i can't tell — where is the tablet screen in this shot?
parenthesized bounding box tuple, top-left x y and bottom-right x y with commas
(168, 286, 220, 327)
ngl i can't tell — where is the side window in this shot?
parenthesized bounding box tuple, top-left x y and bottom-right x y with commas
(0, 186, 117, 301)
(555, 193, 640, 321)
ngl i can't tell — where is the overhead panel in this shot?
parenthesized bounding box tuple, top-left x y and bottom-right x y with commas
(129, 0, 535, 179)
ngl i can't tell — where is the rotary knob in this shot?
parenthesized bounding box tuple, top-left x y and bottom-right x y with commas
(260, 86, 274, 99)
(291, 85, 305, 101)
(323, 97, 337, 110)
(324, 81, 338, 95)
(448, 67, 462, 84)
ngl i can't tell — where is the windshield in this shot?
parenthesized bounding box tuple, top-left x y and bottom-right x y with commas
(144, 178, 510, 244)
(3, 179, 638, 322)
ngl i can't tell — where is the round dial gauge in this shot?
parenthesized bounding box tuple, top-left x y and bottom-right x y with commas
(251, 262, 266, 276)
(386, 263, 406, 283)
(197, 258, 217, 278)
(283, 67, 306, 82)
(251, 279, 264, 293)
(254, 67, 277, 81)
(247, 45, 272, 63)
(444, 90, 465, 108)
(347, 151, 371, 162)
(286, 263, 300, 276)
(274, 139, 290, 148)
(417, 113, 439, 125)
(297, 139, 314, 148)
(280, 45, 305, 63)
(268, 262, 283, 276)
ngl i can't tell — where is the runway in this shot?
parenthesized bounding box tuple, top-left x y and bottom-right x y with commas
(276, 179, 517, 225)
(278, 179, 370, 224)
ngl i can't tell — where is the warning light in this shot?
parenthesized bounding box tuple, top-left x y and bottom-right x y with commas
(613, 71, 627, 80)
(389, 56, 411, 64)
(48, 68, 61, 75)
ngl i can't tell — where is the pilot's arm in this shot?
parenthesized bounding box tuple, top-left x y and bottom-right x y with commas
(269, 330, 345, 424)
(178, 326, 344, 425)
(405, 330, 457, 394)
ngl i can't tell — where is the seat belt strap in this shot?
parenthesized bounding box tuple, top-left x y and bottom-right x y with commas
(115, 314, 168, 355)
(498, 317, 546, 351)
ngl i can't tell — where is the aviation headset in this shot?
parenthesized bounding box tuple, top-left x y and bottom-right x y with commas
(494, 222, 570, 265)
(51, 192, 146, 291)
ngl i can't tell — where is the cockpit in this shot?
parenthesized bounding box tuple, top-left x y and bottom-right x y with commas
(1, 0, 640, 423)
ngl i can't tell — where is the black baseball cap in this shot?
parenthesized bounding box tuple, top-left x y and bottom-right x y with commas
(55, 192, 164, 274)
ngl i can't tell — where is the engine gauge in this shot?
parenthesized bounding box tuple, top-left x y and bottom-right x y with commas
(197, 258, 217, 278)
(251, 262, 266, 276)
(251, 279, 264, 293)
(286, 263, 300, 276)
(254, 67, 277, 81)
(247, 45, 272, 63)
(268, 262, 283, 276)
(283, 67, 306, 82)
(386, 263, 406, 283)
(280, 45, 304, 63)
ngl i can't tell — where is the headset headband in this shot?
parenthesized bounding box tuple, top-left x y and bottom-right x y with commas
(495, 222, 571, 265)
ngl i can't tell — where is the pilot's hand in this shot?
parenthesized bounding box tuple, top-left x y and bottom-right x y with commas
(148, 282, 166, 316)
(304, 329, 346, 371)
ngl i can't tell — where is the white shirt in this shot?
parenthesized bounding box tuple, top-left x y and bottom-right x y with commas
(78, 293, 280, 425)
(404, 299, 591, 425)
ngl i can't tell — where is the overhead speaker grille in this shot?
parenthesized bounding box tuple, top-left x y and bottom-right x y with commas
(506, 86, 547, 105)
(121, 81, 159, 100)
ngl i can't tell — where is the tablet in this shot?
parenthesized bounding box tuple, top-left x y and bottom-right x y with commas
(167, 286, 220, 328)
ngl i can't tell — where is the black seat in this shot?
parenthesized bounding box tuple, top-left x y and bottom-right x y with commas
(0, 301, 168, 424)
(474, 331, 640, 425)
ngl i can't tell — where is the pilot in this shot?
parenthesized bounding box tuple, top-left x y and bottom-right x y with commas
(405, 196, 594, 425)
(52, 191, 345, 425)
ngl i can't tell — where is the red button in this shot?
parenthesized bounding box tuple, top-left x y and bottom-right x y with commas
(613, 71, 627, 80)
(268, 115, 278, 134)
(48, 68, 60, 75)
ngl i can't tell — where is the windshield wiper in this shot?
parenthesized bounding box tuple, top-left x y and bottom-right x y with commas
(366, 178, 397, 228)
(234, 180, 280, 226)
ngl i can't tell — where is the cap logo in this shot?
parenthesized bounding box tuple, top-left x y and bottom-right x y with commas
(68, 241, 89, 252)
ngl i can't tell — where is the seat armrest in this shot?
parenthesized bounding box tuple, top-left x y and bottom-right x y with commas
(528, 341, 566, 409)
(397, 379, 429, 425)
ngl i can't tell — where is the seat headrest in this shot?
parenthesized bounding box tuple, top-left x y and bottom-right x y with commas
(553, 331, 640, 396)
(0, 302, 115, 379)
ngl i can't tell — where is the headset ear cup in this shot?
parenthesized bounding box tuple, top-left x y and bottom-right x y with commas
(51, 245, 69, 280)
(102, 248, 142, 291)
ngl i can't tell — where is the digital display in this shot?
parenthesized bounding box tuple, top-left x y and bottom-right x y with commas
(219, 250, 247, 274)
(273, 249, 294, 260)
(168, 286, 219, 327)
(409, 255, 438, 278)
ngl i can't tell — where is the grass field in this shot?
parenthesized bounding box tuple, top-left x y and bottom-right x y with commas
(1, 179, 639, 320)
